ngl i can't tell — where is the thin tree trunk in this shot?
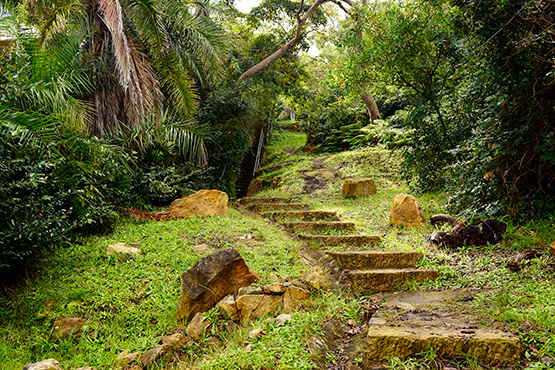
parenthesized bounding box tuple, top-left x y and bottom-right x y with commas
(361, 93, 381, 122)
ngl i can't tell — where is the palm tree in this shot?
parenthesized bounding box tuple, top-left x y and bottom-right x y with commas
(25, 0, 228, 137)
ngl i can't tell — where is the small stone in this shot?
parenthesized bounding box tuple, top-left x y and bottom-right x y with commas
(193, 243, 211, 254)
(106, 243, 141, 257)
(549, 241, 555, 256)
(157, 332, 187, 346)
(139, 345, 163, 368)
(217, 295, 239, 321)
(283, 287, 311, 314)
(303, 267, 330, 291)
(51, 317, 87, 339)
(22, 359, 64, 370)
(114, 350, 139, 368)
(342, 178, 376, 198)
(238, 286, 263, 296)
(249, 328, 264, 338)
(262, 282, 287, 294)
(186, 313, 211, 340)
(267, 313, 292, 325)
(75, 367, 96, 370)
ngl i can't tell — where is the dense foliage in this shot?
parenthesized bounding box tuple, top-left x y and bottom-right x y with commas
(331, 0, 555, 218)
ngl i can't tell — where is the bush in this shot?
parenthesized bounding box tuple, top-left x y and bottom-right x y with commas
(0, 129, 127, 269)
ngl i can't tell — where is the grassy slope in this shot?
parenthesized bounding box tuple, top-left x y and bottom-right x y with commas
(1, 127, 554, 369)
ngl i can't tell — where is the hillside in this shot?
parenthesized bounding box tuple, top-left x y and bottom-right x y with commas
(1, 128, 554, 370)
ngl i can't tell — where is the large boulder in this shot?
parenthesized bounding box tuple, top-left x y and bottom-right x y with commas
(169, 190, 228, 219)
(23, 359, 64, 370)
(342, 178, 376, 198)
(176, 248, 258, 325)
(389, 194, 425, 227)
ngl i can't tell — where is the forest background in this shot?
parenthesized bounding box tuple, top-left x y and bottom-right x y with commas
(0, 0, 554, 273)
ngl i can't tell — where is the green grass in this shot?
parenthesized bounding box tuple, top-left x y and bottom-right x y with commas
(2, 128, 555, 369)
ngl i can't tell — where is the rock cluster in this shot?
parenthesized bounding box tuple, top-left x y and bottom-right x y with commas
(176, 248, 259, 324)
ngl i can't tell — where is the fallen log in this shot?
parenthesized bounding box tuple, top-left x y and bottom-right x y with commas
(429, 215, 507, 248)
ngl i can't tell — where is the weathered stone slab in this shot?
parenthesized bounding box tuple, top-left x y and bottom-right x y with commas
(250, 203, 310, 213)
(366, 326, 521, 364)
(236, 294, 283, 322)
(348, 268, 439, 292)
(262, 210, 339, 221)
(342, 178, 377, 198)
(326, 251, 422, 270)
(239, 197, 290, 206)
(390, 194, 425, 227)
(176, 248, 258, 324)
(169, 190, 228, 219)
(23, 359, 64, 370)
(298, 234, 381, 246)
(281, 221, 356, 233)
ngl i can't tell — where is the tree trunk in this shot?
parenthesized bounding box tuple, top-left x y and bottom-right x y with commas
(361, 93, 380, 123)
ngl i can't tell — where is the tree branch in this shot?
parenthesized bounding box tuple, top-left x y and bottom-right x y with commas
(238, 0, 347, 83)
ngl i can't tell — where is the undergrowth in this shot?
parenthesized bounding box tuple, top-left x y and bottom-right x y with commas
(1, 126, 555, 369)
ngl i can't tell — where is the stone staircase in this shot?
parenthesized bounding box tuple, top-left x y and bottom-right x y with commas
(239, 196, 438, 293)
(238, 196, 521, 365)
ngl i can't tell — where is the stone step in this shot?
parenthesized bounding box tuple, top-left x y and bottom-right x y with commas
(298, 234, 381, 246)
(281, 221, 356, 233)
(239, 197, 291, 206)
(250, 203, 310, 213)
(347, 268, 439, 292)
(326, 250, 422, 270)
(261, 210, 339, 222)
(366, 325, 520, 364)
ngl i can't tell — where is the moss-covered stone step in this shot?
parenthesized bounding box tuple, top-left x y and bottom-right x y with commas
(239, 197, 291, 206)
(348, 268, 439, 292)
(298, 234, 381, 246)
(249, 203, 310, 213)
(261, 210, 339, 222)
(326, 250, 422, 270)
(366, 325, 520, 364)
(281, 221, 356, 233)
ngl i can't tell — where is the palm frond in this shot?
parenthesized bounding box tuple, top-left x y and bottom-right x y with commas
(155, 51, 198, 117)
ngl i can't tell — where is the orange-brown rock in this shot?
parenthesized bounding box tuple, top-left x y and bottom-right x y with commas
(283, 286, 311, 313)
(169, 190, 228, 219)
(236, 294, 283, 322)
(342, 178, 377, 198)
(176, 248, 258, 324)
(549, 241, 555, 256)
(247, 179, 263, 196)
(389, 194, 425, 226)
